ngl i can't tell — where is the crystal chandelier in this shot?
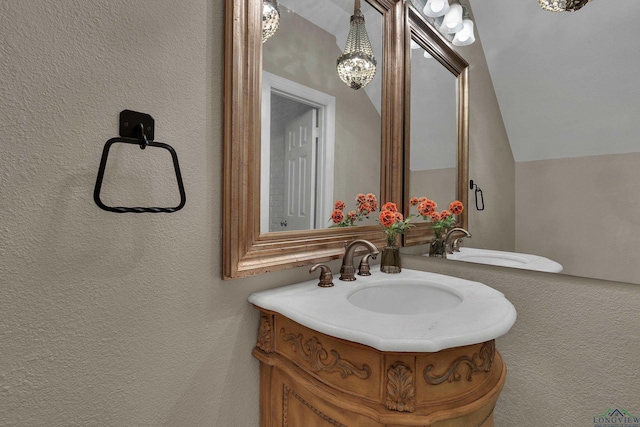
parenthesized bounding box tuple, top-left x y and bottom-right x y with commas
(262, 0, 280, 43)
(336, 0, 377, 90)
(538, 0, 592, 12)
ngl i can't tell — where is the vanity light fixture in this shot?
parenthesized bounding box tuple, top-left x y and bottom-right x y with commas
(262, 0, 280, 43)
(423, 0, 450, 18)
(538, 0, 592, 12)
(439, 1, 463, 34)
(336, 0, 377, 90)
(413, 0, 476, 47)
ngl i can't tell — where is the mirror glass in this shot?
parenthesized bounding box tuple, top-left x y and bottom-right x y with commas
(408, 40, 458, 218)
(402, 5, 469, 247)
(433, 2, 640, 284)
(261, 0, 383, 233)
(223, 0, 402, 279)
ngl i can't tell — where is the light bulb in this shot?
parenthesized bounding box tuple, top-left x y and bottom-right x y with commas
(440, 3, 463, 34)
(452, 19, 475, 46)
(431, 0, 444, 13)
(422, 0, 450, 18)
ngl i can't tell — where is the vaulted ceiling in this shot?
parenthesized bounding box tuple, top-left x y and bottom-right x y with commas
(279, 0, 640, 162)
(469, 0, 640, 161)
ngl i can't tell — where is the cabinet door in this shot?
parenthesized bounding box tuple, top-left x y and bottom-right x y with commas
(271, 369, 381, 427)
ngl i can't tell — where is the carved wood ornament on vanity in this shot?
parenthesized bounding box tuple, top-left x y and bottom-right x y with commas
(253, 310, 506, 426)
(424, 340, 496, 385)
(386, 363, 415, 412)
(280, 329, 372, 379)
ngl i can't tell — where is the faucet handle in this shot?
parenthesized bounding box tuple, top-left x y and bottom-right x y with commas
(309, 264, 334, 287)
(357, 254, 372, 276)
(451, 237, 465, 252)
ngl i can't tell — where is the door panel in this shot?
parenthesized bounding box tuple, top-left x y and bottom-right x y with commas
(284, 109, 317, 231)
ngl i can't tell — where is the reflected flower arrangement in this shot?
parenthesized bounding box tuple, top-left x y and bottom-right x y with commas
(330, 193, 379, 227)
(410, 196, 464, 237)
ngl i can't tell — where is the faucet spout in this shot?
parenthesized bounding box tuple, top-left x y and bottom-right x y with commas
(444, 228, 471, 254)
(340, 239, 379, 281)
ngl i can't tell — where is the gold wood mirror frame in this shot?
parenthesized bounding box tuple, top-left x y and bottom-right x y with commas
(223, 0, 405, 279)
(402, 4, 469, 247)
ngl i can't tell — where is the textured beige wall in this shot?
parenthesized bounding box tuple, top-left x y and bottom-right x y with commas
(516, 153, 640, 284)
(0, 1, 314, 425)
(2, 1, 638, 426)
(403, 256, 640, 427)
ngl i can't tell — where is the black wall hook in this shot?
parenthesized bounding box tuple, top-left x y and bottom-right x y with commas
(134, 123, 149, 149)
(93, 110, 186, 213)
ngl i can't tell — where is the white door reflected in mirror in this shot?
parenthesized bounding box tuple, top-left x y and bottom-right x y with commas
(283, 108, 317, 231)
(261, 72, 336, 233)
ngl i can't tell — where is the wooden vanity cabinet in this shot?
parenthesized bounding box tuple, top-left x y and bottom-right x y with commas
(253, 309, 507, 427)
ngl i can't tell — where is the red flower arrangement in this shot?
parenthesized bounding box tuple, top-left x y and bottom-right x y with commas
(378, 201, 413, 246)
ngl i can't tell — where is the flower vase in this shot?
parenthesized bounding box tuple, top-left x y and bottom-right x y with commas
(429, 231, 447, 258)
(380, 245, 401, 274)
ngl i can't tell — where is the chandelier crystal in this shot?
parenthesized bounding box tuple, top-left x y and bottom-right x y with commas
(336, 0, 377, 90)
(262, 0, 280, 43)
(538, 0, 592, 12)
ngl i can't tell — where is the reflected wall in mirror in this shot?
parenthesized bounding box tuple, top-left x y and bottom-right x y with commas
(223, 0, 404, 279)
(403, 5, 469, 247)
(408, 40, 457, 216)
(261, 0, 382, 233)
(431, 2, 640, 284)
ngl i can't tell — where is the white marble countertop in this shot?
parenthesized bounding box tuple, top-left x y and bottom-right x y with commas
(249, 267, 517, 352)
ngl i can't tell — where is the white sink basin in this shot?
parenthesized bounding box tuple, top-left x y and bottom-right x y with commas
(348, 282, 462, 315)
(248, 267, 516, 352)
(445, 248, 563, 273)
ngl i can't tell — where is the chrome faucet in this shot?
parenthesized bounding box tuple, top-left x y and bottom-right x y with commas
(340, 239, 379, 281)
(444, 228, 471, 254)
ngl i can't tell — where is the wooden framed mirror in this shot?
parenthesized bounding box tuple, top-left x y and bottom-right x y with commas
(402, 4, 469, 247)
(223, 0, 404, 279)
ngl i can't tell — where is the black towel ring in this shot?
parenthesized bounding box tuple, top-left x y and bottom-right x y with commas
(93, 110, 186, 213)
(469, 179, 485, 211)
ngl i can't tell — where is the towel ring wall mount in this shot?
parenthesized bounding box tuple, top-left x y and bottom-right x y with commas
(93, 110, 186, 213)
